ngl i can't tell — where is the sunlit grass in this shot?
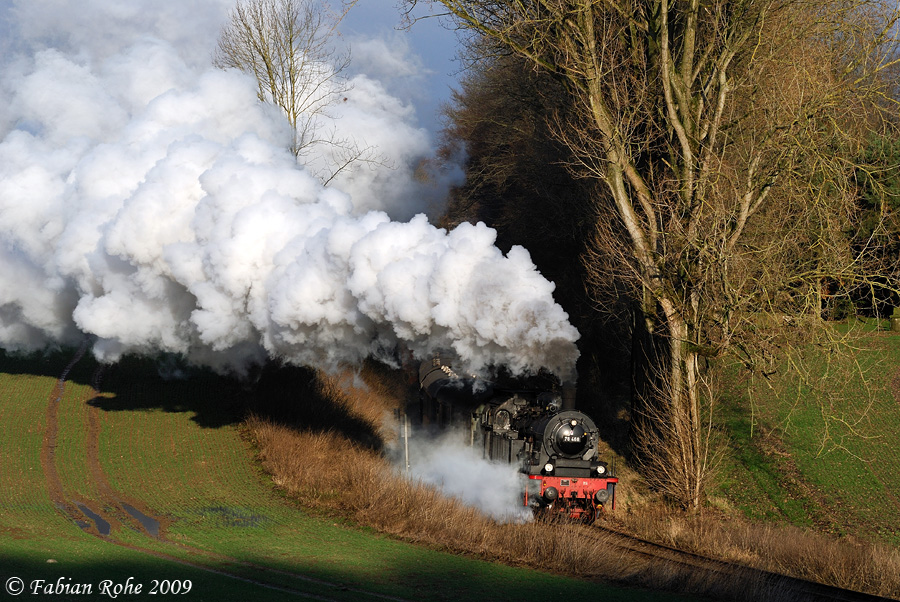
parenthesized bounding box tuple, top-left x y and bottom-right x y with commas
(1, 349, 677, 602)
(718, 321, 900, 546)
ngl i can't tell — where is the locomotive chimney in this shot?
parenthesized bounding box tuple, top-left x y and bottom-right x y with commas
(561, 381, 576, 410)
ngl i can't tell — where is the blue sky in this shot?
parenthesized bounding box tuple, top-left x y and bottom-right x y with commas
(338, 1, 462, 136)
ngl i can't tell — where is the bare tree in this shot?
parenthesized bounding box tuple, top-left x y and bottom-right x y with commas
(411, 0, 900, 509)
(216, 0, 376, 182)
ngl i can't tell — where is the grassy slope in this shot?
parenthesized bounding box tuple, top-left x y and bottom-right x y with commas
(717, 320, 900, 545)
(0, 349, 689, 602)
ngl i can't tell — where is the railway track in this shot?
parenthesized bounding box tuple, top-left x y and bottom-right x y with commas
(592, 523, 895, 602)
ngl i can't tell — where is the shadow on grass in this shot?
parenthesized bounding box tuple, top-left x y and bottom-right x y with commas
(0, 539, 694, 602)
(0, 553, 369, 602)
(0, 347, 383, 450)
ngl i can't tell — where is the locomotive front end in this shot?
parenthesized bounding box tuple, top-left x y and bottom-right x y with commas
(521, 409, 618, 522)
(417, 354, 619, 523)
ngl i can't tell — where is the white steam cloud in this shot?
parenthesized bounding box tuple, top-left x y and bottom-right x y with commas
(396, 427, 532, 522)
(0, 0, 580, 377)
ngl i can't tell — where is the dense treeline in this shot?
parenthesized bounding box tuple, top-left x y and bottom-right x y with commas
(428, 0, 900, 508)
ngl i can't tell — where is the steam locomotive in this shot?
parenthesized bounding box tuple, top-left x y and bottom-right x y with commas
(416, 356, 617, 522)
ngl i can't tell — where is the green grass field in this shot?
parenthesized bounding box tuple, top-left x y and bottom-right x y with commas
(0, 348, 691, 602)
(717, 320, 900, 545)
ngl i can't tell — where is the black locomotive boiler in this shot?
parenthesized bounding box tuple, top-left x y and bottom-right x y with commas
(417, 356, 617, 522)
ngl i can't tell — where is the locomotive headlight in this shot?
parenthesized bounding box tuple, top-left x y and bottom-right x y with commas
(543, 486, 559, 502)
(595, 464, 607, 475)
(543, 462, 555, 474)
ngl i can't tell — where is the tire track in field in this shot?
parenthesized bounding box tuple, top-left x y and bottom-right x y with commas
(84, 363, 170, 539)
(41, 345, 411, 602)
(39, 340, 108, 535)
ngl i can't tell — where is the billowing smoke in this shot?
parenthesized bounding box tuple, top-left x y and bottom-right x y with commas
(394, 427, 533, 522)
(0, 0, 580, 378)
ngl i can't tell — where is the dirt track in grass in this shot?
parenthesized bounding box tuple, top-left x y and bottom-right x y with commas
(30, 345, 415, 602)
(39, 342, 164, 540)
(39, 342, 99, 534)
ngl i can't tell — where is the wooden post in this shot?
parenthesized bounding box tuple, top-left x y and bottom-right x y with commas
(404, 413, 410, 477)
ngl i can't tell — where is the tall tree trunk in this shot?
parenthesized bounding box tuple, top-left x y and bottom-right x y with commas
(631, 296, 707, 510)
(662, 299, 704, 511)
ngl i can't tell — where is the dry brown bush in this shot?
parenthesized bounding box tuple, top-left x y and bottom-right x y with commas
(243, 364, 900, 600)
